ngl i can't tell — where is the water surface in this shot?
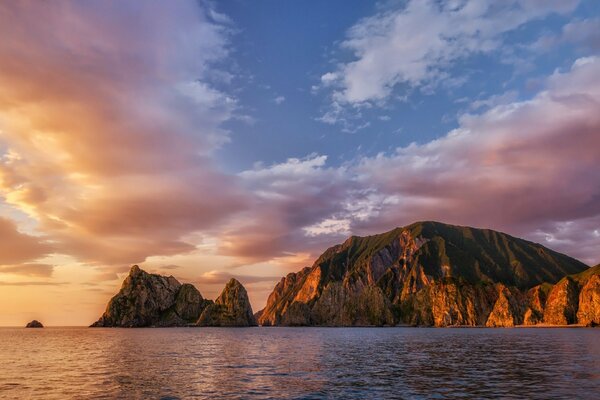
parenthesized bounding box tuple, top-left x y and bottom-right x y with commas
(1, 327, 598, 399)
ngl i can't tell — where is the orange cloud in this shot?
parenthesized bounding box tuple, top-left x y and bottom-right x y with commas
(0, 217, 52, 265)
(0, 1, 246, 265)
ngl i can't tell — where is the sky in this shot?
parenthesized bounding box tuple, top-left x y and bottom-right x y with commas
(0, 0, 599, 326)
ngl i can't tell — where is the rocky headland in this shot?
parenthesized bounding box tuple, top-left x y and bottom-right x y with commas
(91, 265, 255, 327)
(257, 221, 599, 327)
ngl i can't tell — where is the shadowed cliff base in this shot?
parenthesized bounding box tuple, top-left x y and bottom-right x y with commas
(257, 221, 599, 327)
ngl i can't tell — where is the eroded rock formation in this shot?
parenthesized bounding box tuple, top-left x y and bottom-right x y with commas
(196, 279, 257, 326)
(91, 266, 254, 327)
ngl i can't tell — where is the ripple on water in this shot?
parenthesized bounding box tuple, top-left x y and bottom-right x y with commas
(0, 327, 598, 399)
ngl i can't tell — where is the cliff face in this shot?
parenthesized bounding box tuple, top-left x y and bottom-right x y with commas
(522, 284, 551, 325)
(542, 264, 600, 327)
(543, 277, 580, 325)
(577, 274, 600, 326)
(91, 266, 254, 327)
(257, 221, 593, 327)
(196, 279, 256, 327)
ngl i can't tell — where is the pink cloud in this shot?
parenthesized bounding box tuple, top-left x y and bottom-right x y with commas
(0, 1, 246, 265)
(0, 217, 52, 265)
(227, 57, 600, 266)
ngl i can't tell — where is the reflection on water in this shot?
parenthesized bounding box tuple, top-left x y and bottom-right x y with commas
(0, 327, 598, 399)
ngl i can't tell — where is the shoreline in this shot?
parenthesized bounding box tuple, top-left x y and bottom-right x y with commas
(7, 324, 597, 329)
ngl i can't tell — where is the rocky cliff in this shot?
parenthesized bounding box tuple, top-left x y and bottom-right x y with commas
(543, 264, 600, 327)
(196, 278, 257, 327)
(91, 266, 254, 327)
(257, 221, 595, 327)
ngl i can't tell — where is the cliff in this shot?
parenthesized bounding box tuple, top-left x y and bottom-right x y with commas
(257, 221, 594, 327)
(196, 278, 257, 326)
(543, 264, 600, 327)
(91, 266, 254, 327)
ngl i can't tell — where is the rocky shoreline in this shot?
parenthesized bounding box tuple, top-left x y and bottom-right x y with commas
(91, 221, 599, 328)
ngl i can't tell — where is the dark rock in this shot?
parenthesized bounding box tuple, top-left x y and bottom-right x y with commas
(26, 320, 43, 328)
(196, 278, 256, 327)
(91, 265, 209, 327)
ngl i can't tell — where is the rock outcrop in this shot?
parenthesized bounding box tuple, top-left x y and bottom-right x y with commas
(486, 284, 525, 327)
(26, 320, 43, 328)
(196, 279, 256, 326)
(91, 266, 254, 327)
(543, 277, 580, 325)
(577, 273, 600, 326)
(522, 284, 551, 325)
(541, 264, 600, 327)
(257, 221, 593, 327)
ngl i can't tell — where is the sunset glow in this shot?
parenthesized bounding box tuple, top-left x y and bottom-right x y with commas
(0, 1, 599, 326)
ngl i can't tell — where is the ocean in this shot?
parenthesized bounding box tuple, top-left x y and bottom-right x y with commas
(1, 327, 598, 399)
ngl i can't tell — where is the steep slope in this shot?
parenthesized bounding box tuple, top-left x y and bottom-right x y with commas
(196, 279, 257, 327)
(544, 264, 600, 326)
(91, 265, 209, 327)
(91, 266, 255, 327)
(258, 221, 589, 327)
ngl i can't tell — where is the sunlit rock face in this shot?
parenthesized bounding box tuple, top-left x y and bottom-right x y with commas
(543, 277, 580, 325)
(196, 279, 257, 327)
(257, 221, 592, 327)
(577, 272, 600, 327)
(91, 265, 210, 327)
(522, 284, 552, 325)
(485, 284, 525, 327)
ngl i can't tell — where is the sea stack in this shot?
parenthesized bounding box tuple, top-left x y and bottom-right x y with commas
(26, 320, 44, 328)
(197, 278, 257, 326)
(257, 221, 594, 327)
(91, 265, 256, 327)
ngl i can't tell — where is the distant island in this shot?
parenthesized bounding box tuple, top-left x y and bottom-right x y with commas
(26, 320, 44, 328)
(93, 221, 599, 328)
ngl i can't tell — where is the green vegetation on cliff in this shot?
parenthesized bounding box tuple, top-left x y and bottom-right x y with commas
(258, 221, 592, 327)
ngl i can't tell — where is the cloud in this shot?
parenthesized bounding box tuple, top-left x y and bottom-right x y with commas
(562, 18, 600, 51)
(321, 0, 578, 106)
(274, 96, 286, 105)
(229, 57, 600, 266)
(218, 154, 352, 263)
(0, 281, 68, 286)
(531, 17, 600, 53)
(0, 264, 54, 277)
(160, 264, 181, 271)
(348, 57, 600, 264)
(0, 1, 246, 265)
(0, 217, 53, 265)
(195, 270, 280, 285)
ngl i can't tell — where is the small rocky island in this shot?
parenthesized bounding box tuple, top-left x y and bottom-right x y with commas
(26, 320, 44, 328)
(91, 265, 256, 327)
